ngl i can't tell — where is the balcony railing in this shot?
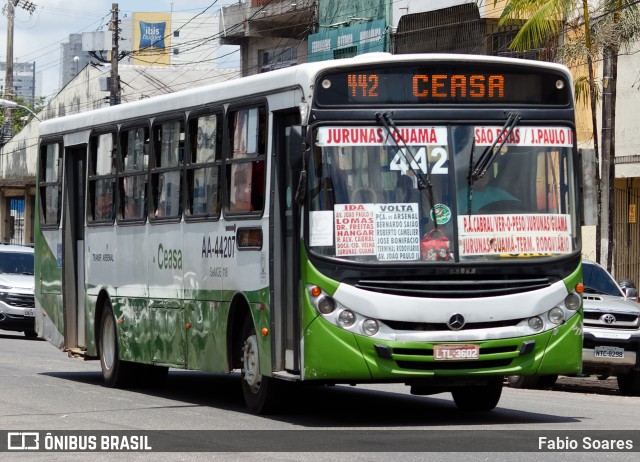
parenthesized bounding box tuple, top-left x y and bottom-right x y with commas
(220, 0, 316, 41)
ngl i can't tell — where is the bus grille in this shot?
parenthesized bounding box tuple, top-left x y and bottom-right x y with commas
(354, 276, 551, 298)
(396, 359, 513, 370)
(391, 345, 518, 371)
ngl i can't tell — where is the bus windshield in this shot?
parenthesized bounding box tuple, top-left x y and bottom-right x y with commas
(307, 124, 578, 263)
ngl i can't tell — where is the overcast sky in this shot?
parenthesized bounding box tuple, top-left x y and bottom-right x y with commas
(0, 0, 235, 100)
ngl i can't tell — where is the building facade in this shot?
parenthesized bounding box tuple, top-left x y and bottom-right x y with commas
(1, 61, 37, 103)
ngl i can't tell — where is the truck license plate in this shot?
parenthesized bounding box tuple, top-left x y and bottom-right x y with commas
(594, 346, 624, 359)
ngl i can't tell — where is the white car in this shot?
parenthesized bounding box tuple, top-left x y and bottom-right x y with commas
(0, 244, 36, 338)
(508, 259, 640, 395)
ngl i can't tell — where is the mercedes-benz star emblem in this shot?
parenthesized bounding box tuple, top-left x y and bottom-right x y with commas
(447, 313, 466, 331)
(600, 314, 617, 324)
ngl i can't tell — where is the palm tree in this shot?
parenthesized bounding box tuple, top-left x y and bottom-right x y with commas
(495, 0, 640, 271)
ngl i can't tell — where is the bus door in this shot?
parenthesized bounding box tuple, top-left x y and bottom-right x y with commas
(61, 136, 88, 350)
(271, 111, 301, 376)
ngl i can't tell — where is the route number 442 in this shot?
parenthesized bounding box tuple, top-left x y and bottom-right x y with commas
(390, 147, 448, 175)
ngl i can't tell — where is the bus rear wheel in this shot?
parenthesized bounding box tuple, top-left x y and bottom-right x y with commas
(99, 301, 135, 388)
(451, 377, 503, 411)
(240, 315, 282, 414)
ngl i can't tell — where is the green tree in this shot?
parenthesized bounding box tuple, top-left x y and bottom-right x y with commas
(0, 97, 45, 139)
(496, 0, 640, 270)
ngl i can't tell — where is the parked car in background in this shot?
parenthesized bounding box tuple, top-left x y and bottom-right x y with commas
(508, 259, 640, 395)
(0, 244, 36, 338)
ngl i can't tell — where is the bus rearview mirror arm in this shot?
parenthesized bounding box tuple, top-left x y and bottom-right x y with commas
(289, 125, 309, 205)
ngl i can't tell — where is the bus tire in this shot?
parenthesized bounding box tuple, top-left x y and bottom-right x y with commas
(451, 377, 503, 411)
(99, 301, 134, 388)
(617, 371, 640, 396)
(240, 315, 282, 414)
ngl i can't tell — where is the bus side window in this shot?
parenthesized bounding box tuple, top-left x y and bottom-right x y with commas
(118, 126, 149, 221)
(151, 120, 184, 219)
(226, 106, 266, 214)
(38, 142, 63, 226)
(186, 113, 222, 218)
(88, 132, 116, 223)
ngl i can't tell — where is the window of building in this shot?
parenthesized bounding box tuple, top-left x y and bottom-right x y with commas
(151, 119, 184, 219)
(226, 106, 266, 214)
(333, 46, 357, 60)
(259, 47, 297, 73)
(38, 142, 63, 226)
(118, 126, 149, 222)
(186, 113, 222, 218)
(88, 132, 116, 223)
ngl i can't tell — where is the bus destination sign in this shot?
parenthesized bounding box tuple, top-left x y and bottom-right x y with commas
(315, 63, 571, 106)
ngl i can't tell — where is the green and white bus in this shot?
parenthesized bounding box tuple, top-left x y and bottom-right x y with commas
(35, 53, 583, 413)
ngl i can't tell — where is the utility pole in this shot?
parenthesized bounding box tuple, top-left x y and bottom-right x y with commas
(2, 0, 15, 143)
(109, 3, 121, 105)
(2, 0, 37, 143)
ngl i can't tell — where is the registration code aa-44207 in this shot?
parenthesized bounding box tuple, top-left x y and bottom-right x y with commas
(433, 344, 479, 361)
(594, 345, 624, 359)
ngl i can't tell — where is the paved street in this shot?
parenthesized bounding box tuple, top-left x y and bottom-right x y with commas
(0, 331, 638, 461)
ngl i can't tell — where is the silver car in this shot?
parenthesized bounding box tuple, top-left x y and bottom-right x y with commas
(0, 244, 36, 338)
(508, 259, 640, 395)
(581, 259, 640, 395)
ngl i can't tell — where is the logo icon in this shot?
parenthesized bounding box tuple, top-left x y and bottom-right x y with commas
(7, 432, 39, 451)
(600, 313, 617, 324)
(447, 313, 466, 330)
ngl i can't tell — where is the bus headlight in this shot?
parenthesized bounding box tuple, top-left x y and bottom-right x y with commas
(362, 319, 379, 336)
(548, 307, 565, 325)
(528, 316, 544, 331)
(564, 292, 581, 311)
(316, 296, 336, 314)
(338, 310, 356, 328)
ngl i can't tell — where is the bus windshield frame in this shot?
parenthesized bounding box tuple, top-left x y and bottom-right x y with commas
(306, 123, 579, 264)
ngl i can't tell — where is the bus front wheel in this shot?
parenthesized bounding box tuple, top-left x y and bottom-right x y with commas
(451, 377, 503, 411)
(240, 315, 282, 414)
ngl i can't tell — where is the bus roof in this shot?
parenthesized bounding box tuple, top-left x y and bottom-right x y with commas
(38, 53, 572, 137)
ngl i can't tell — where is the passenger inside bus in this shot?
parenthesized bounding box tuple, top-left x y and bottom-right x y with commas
(395, 174, 418, 203)
(458, 173, 520, 213)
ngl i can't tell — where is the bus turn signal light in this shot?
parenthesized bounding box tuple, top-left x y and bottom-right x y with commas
(261, 327, 269, 337)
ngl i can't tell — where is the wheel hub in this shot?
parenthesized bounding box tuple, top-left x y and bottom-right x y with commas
(242, 334, 261, 392)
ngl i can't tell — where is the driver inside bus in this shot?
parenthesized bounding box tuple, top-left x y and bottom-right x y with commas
(457, 173, 519, 213)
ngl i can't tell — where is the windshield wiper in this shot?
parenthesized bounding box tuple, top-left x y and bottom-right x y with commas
(470, 112, 521, 181)
(464, 135, 477, 215)
(376, 111, 438, 228)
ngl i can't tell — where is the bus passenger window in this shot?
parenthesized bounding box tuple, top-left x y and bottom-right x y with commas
(226, 106, 266, 214)
(186, 113, 221, 217)
(151, 120, 184, 219)
(118, 126, 149, 221)
(38, 142, 63, 226)
(88, 133, 116, 223)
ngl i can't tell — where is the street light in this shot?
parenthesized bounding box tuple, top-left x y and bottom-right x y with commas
(0, 98, 41, 122)
(73, 55, 80, 76)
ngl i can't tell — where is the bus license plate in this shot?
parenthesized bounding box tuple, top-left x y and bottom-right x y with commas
(433, 344, 479, 361)
(594, 346, 624, 359)
(24, 309, 35, 317)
